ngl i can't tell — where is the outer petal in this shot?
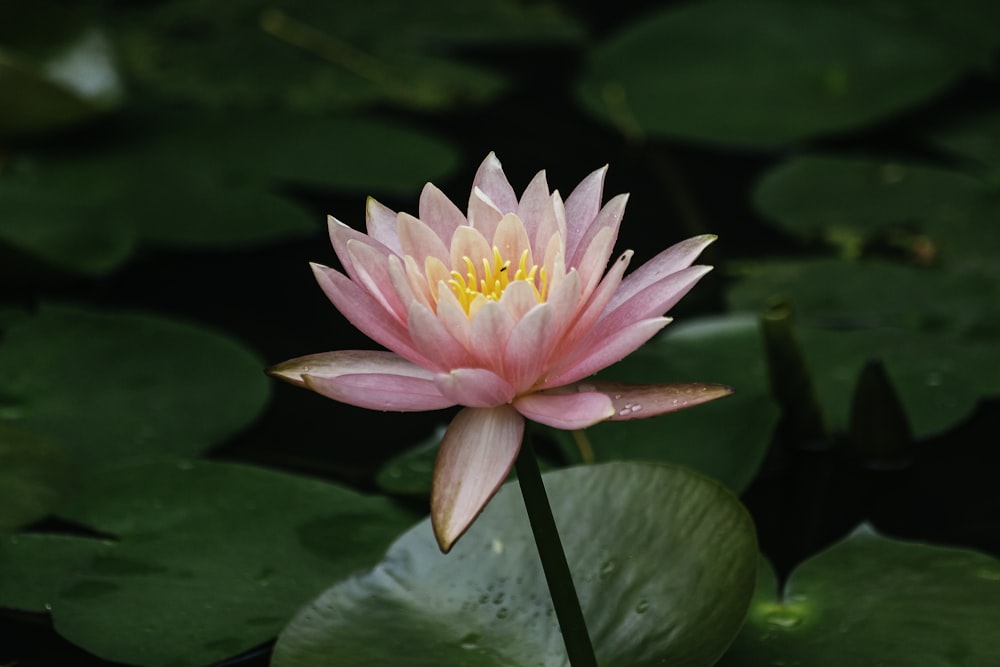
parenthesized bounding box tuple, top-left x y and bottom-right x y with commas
(513, 391, 615, 429)
(568, 192, 628, 269)
(542, 317, 673, 389)
(267, 350, 454, 411)
(435, 367, 516, 407)
(432, 405, 525, 552)
(365, 197, 402, 255)
(418, 182, 467, 241)
(311, 263, 431, 367)
(471, 152, 518, 214)
(517, 170, 550, 241)
(609, 234, 716, 312)
(592, 265, 713, 338)
(563, 165, 607, 260)
(571, 380, 734, 420)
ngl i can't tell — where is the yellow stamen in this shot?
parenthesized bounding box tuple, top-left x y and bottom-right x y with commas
(446, 247, 548, 315)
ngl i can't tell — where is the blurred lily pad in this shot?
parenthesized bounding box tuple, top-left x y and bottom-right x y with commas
(727, 258, 1000, 337)
(719, 525, 1000, 665)
(0, 533, 113, 612)
(753, 155, 1000, 276)
(577, 0, 978, 146)
(581, 316, 779, 494)
(0, 25, 123, 138)
(0, 112, 458, 273)
(272, 462, 758, 667)
(40, 459, 417, 667)
(375, 426, 446, 496)
(118, 0, 582, 111)
(929, 107, 1000, 180)
(0, 304, 270, 469)
(0, 425, 75, 530)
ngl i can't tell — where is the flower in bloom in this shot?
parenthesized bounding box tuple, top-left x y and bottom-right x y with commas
(269, 153, 730, 551)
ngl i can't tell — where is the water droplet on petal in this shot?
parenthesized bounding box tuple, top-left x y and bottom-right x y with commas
(578, 383, 596, 393)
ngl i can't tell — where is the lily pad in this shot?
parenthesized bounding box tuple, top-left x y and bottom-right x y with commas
(118, 0, 581, 111)
(719, 525, 1000, 665)
(581, 316, 779, 494)
(0, 305, 270, 469)
(577, 0, 972, 146)
(0, 425, 75, 530)
(0, 112, 459, 273)
(49, 459, 417, 667)
(375, 426, 447, 496)
(726, 258, 1000, 337)
(929, 108, 1000, 172)
(272, 462, 758, 667)
(0, 533, 113, 612)
(753, 155, 1000, 276)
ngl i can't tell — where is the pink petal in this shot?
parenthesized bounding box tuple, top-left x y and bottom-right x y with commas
(431, 405, 524, 552)
(468, 188, 504, 241)
(563, 165, 607, 260)
(587, 381, 735, 420)
(328, 217, 394, 283)
(407, 303, 473, 371)
(346, 240, 407, 323)
(311, 263, 431, 367)
(573, 224, 616, 300)
(449, 225, 493, 276)
(418, 182, 467, 241)
(513, 390, 615, 429)
(468, 301, 515, 371)
(497, 279, 540, 321)
(568, 192, 628, 269)
(593, 265, 713, 338)
(397, 212, 450, 265)
(471, 152, 518, 214)
(365, 198, 402, 255)
(503, 303, 553, 393)
(492, 213, 533, 267)
(542, 317, 673, 388)
(561, 251, 633, 352)
(609, 235, 716, 312)
(435, 368, 516, 407)
(268, 350, 454, 411)
(517, 170, 550, 241)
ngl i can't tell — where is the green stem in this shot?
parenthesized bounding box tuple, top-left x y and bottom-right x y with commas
(515, 442, 598, 667)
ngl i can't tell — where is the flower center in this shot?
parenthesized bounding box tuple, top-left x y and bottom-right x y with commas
(447, 247, 547, 315)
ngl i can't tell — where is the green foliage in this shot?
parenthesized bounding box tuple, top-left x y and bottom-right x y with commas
(720, 526, 1000, 666)
(0, 305, 270, 469)
(273, 463, 758, 667)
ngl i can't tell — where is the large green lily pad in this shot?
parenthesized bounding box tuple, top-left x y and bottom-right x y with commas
(45, 459, 417, 667)
(0, 533, 112, 612)
(719, 525, 1000, 665)
(118, 0, 581, 111)
(0, 425, 74, 530)
(0, 305, 270, 469)
(727, 258, 1000, 337)
(753, 155, 1000, 276)
(272, 462, 758, 667)
(580, 316, 778, 494)
(0, 112, 459, 274)
(577, 0, 977, 146)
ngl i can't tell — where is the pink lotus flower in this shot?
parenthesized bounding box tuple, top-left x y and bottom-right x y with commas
(270, 153, 730, 551)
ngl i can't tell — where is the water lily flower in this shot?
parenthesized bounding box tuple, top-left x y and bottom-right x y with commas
(269, 153, 730, 552)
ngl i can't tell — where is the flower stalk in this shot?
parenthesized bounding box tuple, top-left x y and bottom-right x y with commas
(515, 441, 598, 667)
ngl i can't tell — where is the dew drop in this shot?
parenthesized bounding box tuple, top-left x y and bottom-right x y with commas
(630, 404, 642, 413)
(493, 592, 505, 604)
(496, 607, 509, 619)
(635, 599, 649, 614)
(578, 384, 596, 393)
(478, 593, 490, 604)
(599, 560, 616, 578)
(765, 612, 802, 628)
(459, 632, 481, 649)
